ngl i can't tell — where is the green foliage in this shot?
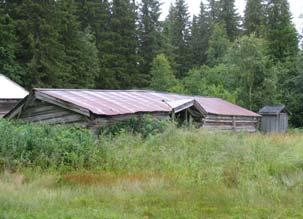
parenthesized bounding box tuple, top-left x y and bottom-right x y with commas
(56, 0, 99, 88)
(208, 0, 220, 23)
(207, 23, 230, 66)
(244, 0, 265, 36)
(0, 0, 302, 127)
(109, 0, 141, 88)
(266, 0, 298, 62)
(138, 0, 162, 86)
(99, 115, 172, 138)
(0, 120, 101, 170)
(288, 54, 303, 127)
(2, 124, 303, 217)
(217, 0, 240, 41)
(189, 2, 210, 67)
(165, 0, 191, 78)
(0, 7, 24, 83)
(225, 35, 278, 110)
(149, 54, 181, 92)
(9, 0, 66, 88)
(74, 0, 114, 88)
(1, 0, 99, 89)
(0, 118, 173, 170)
(183, 65, 237, 103)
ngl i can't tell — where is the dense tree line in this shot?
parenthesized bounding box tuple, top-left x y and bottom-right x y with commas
(0, 0, 302, 126)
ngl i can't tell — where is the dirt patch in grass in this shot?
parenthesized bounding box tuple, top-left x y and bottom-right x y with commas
(61, 172, 170, 186)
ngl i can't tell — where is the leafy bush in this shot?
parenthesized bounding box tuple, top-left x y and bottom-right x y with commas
(99, 115, 173, 137)
(0, 118, 174, 171)
(1, 119, 303, 218)
(0, 119, 102, 170)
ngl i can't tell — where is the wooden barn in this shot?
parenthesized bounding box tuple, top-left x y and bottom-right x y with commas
(259, 105, 289, 133)
(5, 89, 261, 132)
(0, 74, 28, 117)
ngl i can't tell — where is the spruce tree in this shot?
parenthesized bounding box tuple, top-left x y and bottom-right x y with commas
(207, 0, 220, 24)
(0, 4, 24, 84)
(217, 0, 240, 41)
(160, 4, 177, 65)
(74, 0, 103, 31)
(138, 0, 162, 86)
(96, 0, 116, 88)
(166, 0, 191, 78)
(150, 54, 179, 92)
(244, 0, 265, 36)
(56, 0, 99, 88)
(4, 0, 66, 88)
(109, 0, 141, 88)
(75, 0, 115, 88)
(266, 0, 298, 62)
(189, 1, 210, 67)
(207, 23, 230, 66)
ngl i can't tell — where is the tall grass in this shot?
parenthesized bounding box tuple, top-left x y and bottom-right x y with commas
(1, 119, 303, 218)
(0, 119, 101, 170)
(0, 117, 171, 170)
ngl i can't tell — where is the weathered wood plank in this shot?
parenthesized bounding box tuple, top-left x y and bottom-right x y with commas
(35, 91, 90, 117)
(204, 119, 257, 124)
(21, 110, 75, 121)
(21, 105, 63, 117)
(38, 114, 86, 124)
(205, 115, 259, 121)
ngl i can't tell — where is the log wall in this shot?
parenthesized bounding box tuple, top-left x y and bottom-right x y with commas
(201, 114, 259, 132)
(19, 100, 88, 125)
(13, 98, 259, 133)
(0, 99, 20, 117)
(17, 99, 170, 131)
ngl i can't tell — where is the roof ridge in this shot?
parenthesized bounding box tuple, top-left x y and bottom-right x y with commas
(34, 88, 217, 99)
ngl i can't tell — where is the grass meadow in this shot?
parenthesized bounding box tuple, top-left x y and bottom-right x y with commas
(1, 119, 303, 218)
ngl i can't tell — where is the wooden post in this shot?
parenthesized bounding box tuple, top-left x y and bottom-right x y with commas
(171, 110, 175, 121)
(185, 109, 188, 125)
(189, 113, 193, 126)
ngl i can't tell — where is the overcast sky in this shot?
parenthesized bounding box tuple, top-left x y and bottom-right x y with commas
(160, 0, 303, 33)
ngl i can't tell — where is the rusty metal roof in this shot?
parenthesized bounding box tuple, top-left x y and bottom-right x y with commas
(34, 89, 260, 117)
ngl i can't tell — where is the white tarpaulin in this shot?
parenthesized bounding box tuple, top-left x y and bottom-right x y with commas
(0, 75, 28, 99)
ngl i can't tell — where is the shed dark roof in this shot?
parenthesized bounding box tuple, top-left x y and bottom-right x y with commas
(32, 89, 260, 117)
(259, 105, 286, 115)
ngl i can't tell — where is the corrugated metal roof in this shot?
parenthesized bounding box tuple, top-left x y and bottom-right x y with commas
(194, 96, 260, 117)
(259, 105, 286, 115)
(35, 89, 260, 117)
(0, 75, 28, 99)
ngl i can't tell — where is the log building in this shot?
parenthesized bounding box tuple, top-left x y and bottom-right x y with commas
(5, 89, 261, 132)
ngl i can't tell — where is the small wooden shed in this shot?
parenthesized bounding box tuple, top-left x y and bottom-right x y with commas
(259, 105, 288, 133)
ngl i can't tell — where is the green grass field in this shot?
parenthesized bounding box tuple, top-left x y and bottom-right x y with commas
(1, 120, 303, 218)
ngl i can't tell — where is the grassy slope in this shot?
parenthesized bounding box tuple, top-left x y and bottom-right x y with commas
(1, 127, 303, 218)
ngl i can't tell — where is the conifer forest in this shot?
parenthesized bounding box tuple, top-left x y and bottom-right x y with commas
(0, 0, 302, 126)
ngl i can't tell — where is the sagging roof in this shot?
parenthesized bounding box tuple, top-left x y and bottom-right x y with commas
(0, 74, 28, 99)
(19, 89, 260, 117)
(259, 105, 287, 115)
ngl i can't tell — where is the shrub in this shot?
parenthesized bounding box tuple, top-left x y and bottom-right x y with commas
(99, 115, 173, 138)
(0, 119, 102, 171)
(0, 117, 174, 171)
